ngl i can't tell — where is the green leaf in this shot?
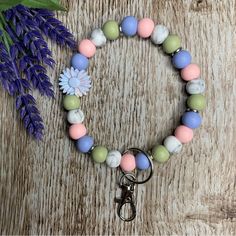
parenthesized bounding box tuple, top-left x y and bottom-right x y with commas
(0, 0, 66, 11)
(21, 0, 66, 11)
(0, 12, 13, 51)
(0, 0, 23, 11)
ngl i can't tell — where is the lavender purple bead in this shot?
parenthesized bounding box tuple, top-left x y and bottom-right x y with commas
(120, 16, 138, 36)
(71, 53, 89, 71)
(76, 135, 94, 153)
(172, 50, 191, 69)
(135, 152, 150, 170)
(182, 111, 202, 129)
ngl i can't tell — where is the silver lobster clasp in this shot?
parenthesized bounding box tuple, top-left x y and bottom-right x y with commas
(115, 148, 154, 222)
(115, 173, 136, 222)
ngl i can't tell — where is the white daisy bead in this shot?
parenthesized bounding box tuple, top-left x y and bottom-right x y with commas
(163, 136, 182, 154)
(186, 79, 206, 94)
(67, 109, 85, 124)
(59, 67, 91, 97)
(151, 25, 169, 45)
(90, 28, 107, 47)
(106, 150, 122, 168)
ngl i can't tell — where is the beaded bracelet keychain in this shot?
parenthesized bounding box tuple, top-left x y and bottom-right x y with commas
(59, 16, 206, 222)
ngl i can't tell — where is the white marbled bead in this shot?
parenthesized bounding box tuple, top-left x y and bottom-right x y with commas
(186, 79, 206, 94)
(151, 25, 169, 45)
(67, 109, 85, 124)
(106, 150, 122, 168)
(90, 28, 106, 47)
(164, 136, 182, 154)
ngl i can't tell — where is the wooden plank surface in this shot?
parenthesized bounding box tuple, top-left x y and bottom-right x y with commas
(1, 0, 236, 235)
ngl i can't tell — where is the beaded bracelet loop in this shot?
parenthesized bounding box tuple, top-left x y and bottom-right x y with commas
(59, 16, 206, 221)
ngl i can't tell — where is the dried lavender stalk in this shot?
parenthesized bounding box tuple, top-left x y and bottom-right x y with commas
(0, 5, 76, 139)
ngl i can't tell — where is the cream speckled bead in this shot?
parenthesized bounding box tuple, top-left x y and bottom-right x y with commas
(186, 79, 206, 94)
(106, 150, 122, 168)
(67, 109, 85, 124)
(164, 135, 182, 154)
(90, 28, 107, 47)
(151, 25, 169, 45)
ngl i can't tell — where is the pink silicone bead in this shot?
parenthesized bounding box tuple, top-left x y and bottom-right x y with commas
(137, 18, 155, 38)
(174, 125, 193, 144)
(120, 153, 136, 172)
(78, 39, 96, 58)
(181, 63, 200, 81)
(69, 123, 87, 140)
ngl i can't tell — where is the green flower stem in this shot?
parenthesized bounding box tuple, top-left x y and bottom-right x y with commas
(0, 12, 13, 52)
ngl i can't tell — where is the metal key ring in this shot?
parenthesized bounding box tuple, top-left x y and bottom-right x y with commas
(119, 172, 136, 186)
(121, 147, 154, 185)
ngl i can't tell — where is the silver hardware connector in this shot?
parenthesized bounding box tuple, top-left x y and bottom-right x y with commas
(115, 173, 136, 222)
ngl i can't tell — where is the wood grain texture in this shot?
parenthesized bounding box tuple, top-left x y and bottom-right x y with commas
(0, 0, 236, 235)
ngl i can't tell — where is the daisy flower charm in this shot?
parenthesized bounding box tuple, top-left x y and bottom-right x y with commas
(59, 67, 92, 97)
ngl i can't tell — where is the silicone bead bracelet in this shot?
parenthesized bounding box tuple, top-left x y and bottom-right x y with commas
(59, 16, 206, 221)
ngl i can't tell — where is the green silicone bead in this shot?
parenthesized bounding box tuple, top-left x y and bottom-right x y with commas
(162, 34, 181, 54)
(91, 146, 108, 163)
(187, 94, 206, 111)
(63, 95, 80, 110)
(152, 145, 170, 163)
(102, 20, 119, 40)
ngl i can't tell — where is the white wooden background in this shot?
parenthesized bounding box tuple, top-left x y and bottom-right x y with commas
(0, 0, 236, 235)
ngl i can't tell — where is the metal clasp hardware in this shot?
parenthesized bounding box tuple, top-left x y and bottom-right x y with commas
(115, 174, 136, 222)
(115, 148, 154, 222)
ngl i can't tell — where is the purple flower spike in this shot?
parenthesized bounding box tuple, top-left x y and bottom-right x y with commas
(5, 5, 56, 68)
(0, 4, 76, 139)
(16, 94, 44, 140)
(31, 8, 77, 49)
(0, 42, 30, 96)
(4, 25, 55, 97)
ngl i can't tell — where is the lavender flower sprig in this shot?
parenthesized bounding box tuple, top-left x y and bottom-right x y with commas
(16, 94, 44, 140)
(20, 45, 55, 97)
(0, 41, 30, 96)
(32, 8, 76, 49)
(0, 40, 44, 138)
(5, 5, 76, 52)
(0, 5, 76, 139)
(5, 24, 54, 97)
(5, 5, 55, 68)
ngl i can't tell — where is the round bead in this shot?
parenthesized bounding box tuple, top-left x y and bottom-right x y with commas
(71, 53, 89, 71)
(63, 95, 80, 110)
(151, 25, 169, 45)
(120, 153, 136, 172)
(120, 16, 138, 36)
(90, 28, 107, 47)
(164, 135, 182, 154)
(67, 109, 84, 124)
(75, 135, 94, 153)
(106, 150, 122, 168)
(69, 123, 86, 140)
(187, 94, 206, 111)
(172, 50, 192, 69)
(152, 145, 170, 163)
(162, 34, 181, 54)
(181, 63, 201, 81)
(182, 111, 202, 129)
(102, 20, 119, 40)
(92, 146, 108, 163)
(174, 125, 193, 144)
(137, 18, 155, 38)
(186, 79, 205, 94)
(135, 152, 150, 170)
(78, 39, 96, 58)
